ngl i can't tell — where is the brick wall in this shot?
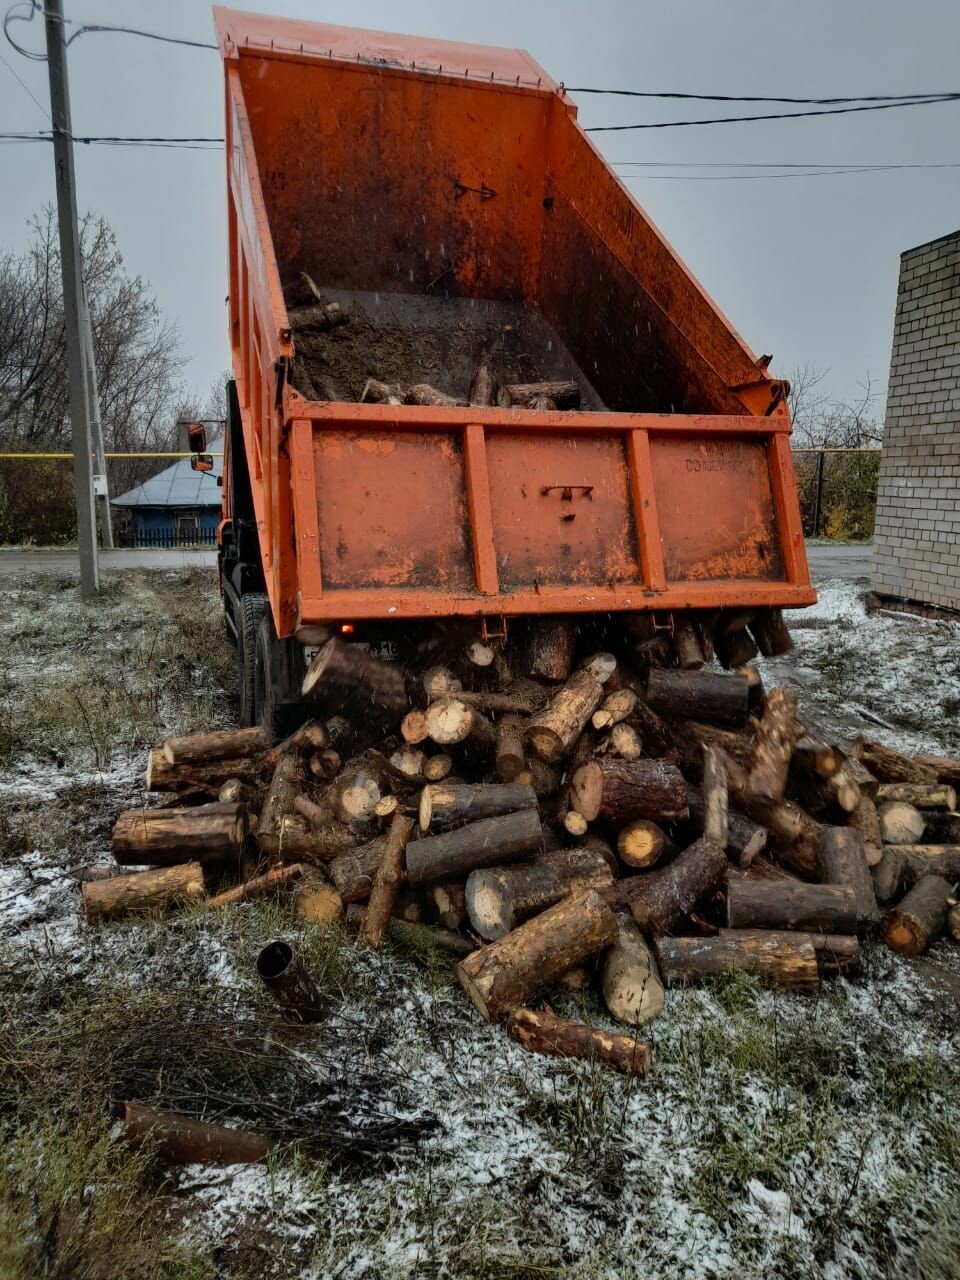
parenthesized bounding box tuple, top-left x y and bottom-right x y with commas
(872, 229, 960, 611)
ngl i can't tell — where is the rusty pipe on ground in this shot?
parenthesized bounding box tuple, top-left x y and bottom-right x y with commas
(120, 1101, 271, 1165)
(256, 938, 328, 1022)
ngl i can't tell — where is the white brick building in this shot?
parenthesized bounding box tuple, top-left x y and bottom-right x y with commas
(872, 229, 960, 612)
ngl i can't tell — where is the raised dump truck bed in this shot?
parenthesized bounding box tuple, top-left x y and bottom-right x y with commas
(210, 8, 812, 728)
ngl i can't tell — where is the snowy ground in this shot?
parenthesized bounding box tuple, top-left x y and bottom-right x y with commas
(0, 570, 958, 1280)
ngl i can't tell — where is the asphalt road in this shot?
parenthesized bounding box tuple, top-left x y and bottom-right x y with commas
(0, 541, 873, 581)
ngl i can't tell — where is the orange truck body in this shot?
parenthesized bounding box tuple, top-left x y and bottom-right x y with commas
(213, 8, 814, 643)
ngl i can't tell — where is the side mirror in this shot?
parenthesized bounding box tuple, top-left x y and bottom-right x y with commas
(191, 453, 214, 473)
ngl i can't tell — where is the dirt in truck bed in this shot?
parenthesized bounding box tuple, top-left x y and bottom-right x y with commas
(287, 283, 607, 408)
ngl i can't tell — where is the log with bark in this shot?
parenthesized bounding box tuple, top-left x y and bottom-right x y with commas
(874, 783, 957, 810)
(406, 807, 543, 887)
(455, 886, 618, 1021)
(423, 753, 454, 782)
(83, 861, 205, 923)
(121, 1102, 271, 1166)
(361, 377, 404, 404)
(746, 687, 798, 805)
(913, 753, 960, 785)
(464, 845, 614, 940)
(418, 781, 538, 831)
(850, 737, 938, 785)
(406, 383, 466, 407)
(592, 689, 638, 731)
(882, 873, 955, 956)
(495, 715, 526, 782)
(426, 881, 467, 931)
(328, 837, 385, 903)
(258, 755, 305, 856)
(261, 721, 330, 771)
(469, 356, 499, 407)
(506, 1005, 651, 1076)
(848, 794, 884, 867)
(819, 826, 878, 928)
(503, 379, 580, 409)
(207, 863, 305, 909)
(748, 607, 793, 656)
(527, 617, 577, 682)
(600, 914, 665, 1026)
(301, 636, 408, 713)
(362, 813, 415, 947)
(146, 749, 257, 795)
(715, 624, 758, 670)
(424, 698, 497, 755)
(878, 801, 926, 845)
(570, 758, 687, 825)
(684, 783, 767, 867)
(726, 880, 858, 933)
(515, 759, 562, 798)
(671, 616, 706, 670)
(923, 812, 960, 843)
(616, 836, 728, 935)
(646, 668, 750, 727)
(872, 845, 960, 903)
(292, 876, 345, 924)
(344, 904, 475, 956)
(112, 804, 247, 867)
(810, 932, 861, 977)
(309, 749, 342, 781)
(947, 900, 960, 943)
(656, 929, 820, 992)
(526, 668, 604, 763)
(702, 745, 729, 846)
(273, 815, 359, 861)
(674, 719, 753, 780)
(161, 726, 267, 766)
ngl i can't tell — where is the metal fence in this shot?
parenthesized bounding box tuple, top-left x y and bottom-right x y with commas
(114, 527, 218, 550)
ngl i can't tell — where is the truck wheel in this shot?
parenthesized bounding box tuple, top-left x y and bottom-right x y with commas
(254, 615, 281, 743)
(238, 593, 268, 727)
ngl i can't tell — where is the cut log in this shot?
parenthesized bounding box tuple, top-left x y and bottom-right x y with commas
(361, 377, 403, 404)
(344, 904, 475, 956)
(656, 929, 819, 992)
(218, 778, 244, 805)
(675, 720, 754, 779)
(468, 357, 498, 407)
(467, 639, 496, 668)
(616, 819, 668, 870)
(83, 861, 205, 923)
(608, 722, 644, 761)
(418, 781, 537, 831)
(121, 1102, 270, 1166)
(843, 755, 878, 799)
(261, 720, 330, 771)
(600, 914, 665, 1026)
(922, 812, 960, 843)
(146, 749, 256, 794)
(389, 748, 425, 780)
(405, 382, 466, 407)
(464, 845, 614, 940)
(684, 784, 767, 867)
(455, 886, 618, 1021)
(819, 826, 878, 927)
(292, 877, 344, 924)
(162, 726, 267, 766)
(527, 669, 604, 763)
(848, 794, 884, 867)
(592, 689, 638, 731)
(112, 804, 246, 867)
(570, 758, 687, 825)
(746, 688, 798, 805)
(426, 881, 467, 931)
(503, 379, 581, 409)
(422, 753, 453, 782)
(875, 783, 956, 810)
(255, 939, 327, 1023)
(514, 759, 560, 798)
(496, 715, 526, 782)
(207, 863, 305, 909)
(258, 754, 304, 856)
(328, 837, 384, 903)
(883, 873, 954, 957)
(400, 710, 429, 746)
(947, 900, 960, 943)
(793, 731, 842, 778)
(646, 669, 750, 727)
(293, 793, 332, 828)
(671, 616, 705, 670)
(301, 637, 407, 713)
(726, 880, 858, 933)
(375, 794, 400, 824)
(274, 815, 358, 861)
(406, 807, 543, 887)
(420, 665, 462, 702)
(580, 652, 618, 684)
(702, 745, 729, 847)
(527, 617, 577, 682)
(810, 932, 861, 977)
(748, 607, 793, 656)
(715, 625, 758, 670)
(563, 809, 589, 840)
(506, 1006, 651, 1077)
(362, 813, 415, 947)
(913, 753, 960, 785)
(309, 749, 342, 781)
(424, 698, 497, 754)
(328, 769, 381, 825)
(615, 836, 727, 935)
(850, 737, 937, 785)
(878, 801, 926, 845)
(872, 845, 960, 902)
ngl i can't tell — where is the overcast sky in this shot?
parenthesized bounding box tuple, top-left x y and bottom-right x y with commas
(2, 0, 958, 414)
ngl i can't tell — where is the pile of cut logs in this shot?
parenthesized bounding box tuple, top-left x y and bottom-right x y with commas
(84, 608, 960, 1078)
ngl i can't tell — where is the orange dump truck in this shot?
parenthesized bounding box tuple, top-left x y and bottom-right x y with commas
(208, 7, 813, 735)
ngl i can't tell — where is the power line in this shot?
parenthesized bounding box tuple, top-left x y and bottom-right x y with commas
(63, 23, 217, 52)
(611, 160, 960, 169)
(0, 43, 48, 116)
(568, 86, 959, 104)
(617, 165, 960, 181)
(587, 95, 960, 131)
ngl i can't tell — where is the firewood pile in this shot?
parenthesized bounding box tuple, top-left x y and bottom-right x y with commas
(85, 608, 960, 1081)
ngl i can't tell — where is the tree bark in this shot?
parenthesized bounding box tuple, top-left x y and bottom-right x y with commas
(702, 745, 729, 846)
(112, 804, 246, 867)
(455, 887, 618, 1021)
(344, 904, 475, 956)
(616, 836, 728, 935)
(464, 845, 613, 940)
(83, 861, 205, 922)
(418, 781, 538, 831)
(258, 754, 304, 856)
(469, 357, 499, 407)
(671, 615, 706, 670)
(715, 625, 758, 670)
(674, 719, 754, 779)
(684, 784, 767, 867)
(406, 807, 543, 886)
(261, 720, 330, 771)
(616, 818, 669, 870)
(850, 737, 938, 784)
(726, 880, 858, 933)
(301, 636, 408, 713)
(656, 929, 820, 993)
(882, 873, 954, 957)
(362, 813, 415, 947)
(746, 687, 798, 804)
(121, 1102, 270, 1166)
(527, 617, 577, 682)
(748, 607, 793, 656)
(405, 382, 466, 407)
(819, 826, 878, 928)
(273, 816, 359, 861)
(361, 377, 404, 404)
(810, 932, 861, 978)
(646, 669, 750, 727)
(514, 759, 561, 798)
(526, 668, 604, 763)
(503, 379, 580, 409)
(848, 794, 884, 866)
(146, 749, 257, 795)
(570, 758, 687, 824)
(495, 715, 526, 782)
(293, 793, 333, 828)
(913, 753, 960, 785)
(872, 845, 960, 902)
(328, 837, 385, 903)
(600, 914, 665, 1026)
(506, 1005, 651, 1076)
(875, 783, 956, 810)
(207, 863, 305, 909)
(726, 854, 801, 884)
(161, 726, 267, 766)
(878, 801, 926, 845)
(922, 812, 960, 843)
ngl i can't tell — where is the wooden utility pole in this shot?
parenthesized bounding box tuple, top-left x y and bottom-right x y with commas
(44, 0, 99, 594)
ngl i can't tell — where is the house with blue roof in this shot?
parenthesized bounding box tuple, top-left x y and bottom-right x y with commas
(111, 438, 223, 547)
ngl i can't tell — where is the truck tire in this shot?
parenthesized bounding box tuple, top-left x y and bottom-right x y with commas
(254, 616, 280, 744)
(238, 593, 268, 728)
